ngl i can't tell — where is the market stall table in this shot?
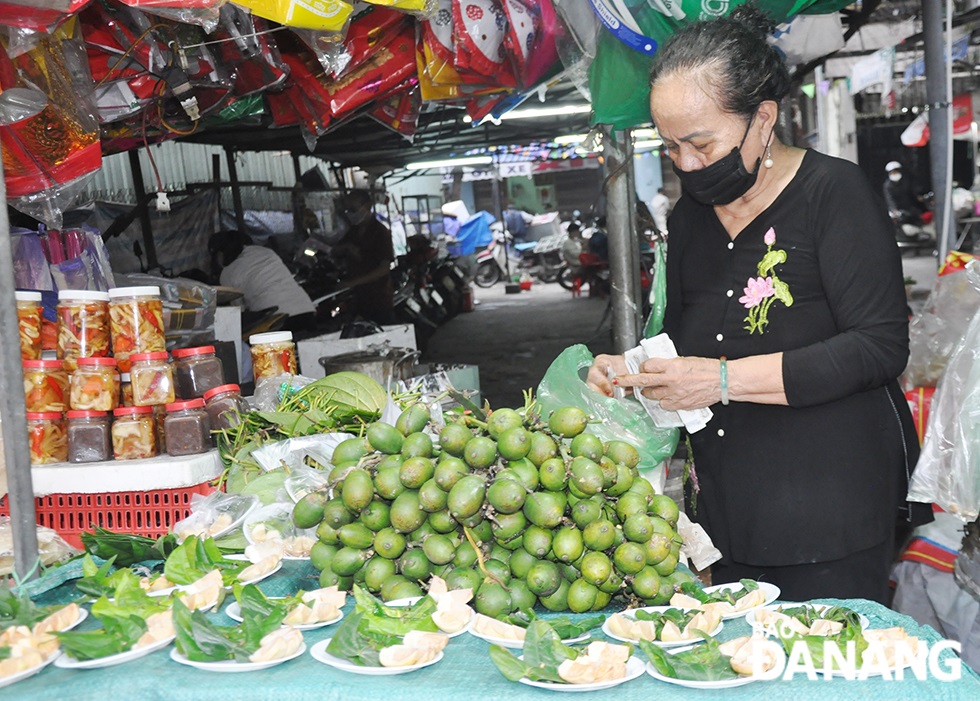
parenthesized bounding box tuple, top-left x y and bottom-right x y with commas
(8, 560, 978, 700)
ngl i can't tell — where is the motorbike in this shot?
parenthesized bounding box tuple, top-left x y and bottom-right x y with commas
(474, 225, 522, 287)
(475, 225, 567, 287)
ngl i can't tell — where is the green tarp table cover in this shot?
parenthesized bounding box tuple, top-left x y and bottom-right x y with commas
(9, 560, 980, 700)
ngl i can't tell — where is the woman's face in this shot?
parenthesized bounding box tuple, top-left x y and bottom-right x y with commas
(650, 73, 767, 174)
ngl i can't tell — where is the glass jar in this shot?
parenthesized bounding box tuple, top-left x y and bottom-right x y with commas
(119, 373, 133, 407)
(108, 286, 165, 373)
(56, 290, 110, 372)
(27, 412, 68, 465)
(67, 410, 111, 464)
(203, 384, 249, 431)
(172, 346, 224, 399)
(22, 359, 68, 412)
(112, 405, 157, 460)
(154, 405, 167, 454)
(249, 331, 296, 381)
(164, 399, 212, 457)
(16, 291, 43, 360)
(69, 357, 120, 411)
(129, 351, 175, 406)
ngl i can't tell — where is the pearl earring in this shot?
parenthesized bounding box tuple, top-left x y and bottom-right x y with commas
(763, 144, 774, 169)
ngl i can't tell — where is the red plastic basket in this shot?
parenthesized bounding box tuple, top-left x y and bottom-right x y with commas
(0, 480, 216, 549)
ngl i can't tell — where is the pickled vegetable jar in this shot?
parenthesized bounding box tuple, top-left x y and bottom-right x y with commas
(57, 290, 110, 372)
(16, 290, 43, 360)
(23, 359, 68, 412)
(203, 384, 249, 430)
(164, 399, 212, 457)
(27, 412, 68, 465)
(130, 351, 175, 406)
(108, 286, 165, 373)
(249, 331, 296, 381)
(119, 373, 133, 407)
(154, 405, 167, 454)
(70, 357, 120, 411)
(112, 405, 157, 460)
(172, 345, 224, 399)
(67, 410, 111, 464)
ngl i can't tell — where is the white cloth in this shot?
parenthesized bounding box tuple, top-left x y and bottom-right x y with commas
(622, 334, 713, 433)
(219, 246, 315, 317)
(651, 192, 669, 233)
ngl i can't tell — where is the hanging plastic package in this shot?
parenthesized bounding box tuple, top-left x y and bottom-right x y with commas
(116, 0, 228, 32)
(213, 5, 289, 96)
(278, 49, 338, 139)
(362, 0, 434, 16)
(336, 5, 411, 79)
(326, 24, 417, 121)
(368, 81, 420, 138)
(500, 0, 559, 89)
(452, 0, 516, 87)
(291, 23, 351, 77)
(233, 0, 353, 31)
(0, 0, 92, 32)
(0, 18, 102, 229)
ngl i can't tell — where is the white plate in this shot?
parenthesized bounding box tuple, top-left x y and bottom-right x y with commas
(55, 634, 175, 670)
(169, 643, 306, 672)
(222, 554, 284, 586)
(698, 581, 781, 619)
(383, 597, 473, 639)
(61, 606, 89, 632)
(309, 638, 443, 675)
(145, 583, 178, 598)
(517, 654, 646, 692)
(0, 652, 59, 689)
(645, 643, 783, 689)
(602, 607, 725, 647)
(745, 602, 870, 634)
(225, 600, 343, 631)
(469, 627, 591, 650)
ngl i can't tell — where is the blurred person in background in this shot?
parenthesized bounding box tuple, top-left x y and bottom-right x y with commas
(333, 189, 395, 325)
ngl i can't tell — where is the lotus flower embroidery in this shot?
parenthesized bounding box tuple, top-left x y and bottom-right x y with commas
(742, 227, 793, 334)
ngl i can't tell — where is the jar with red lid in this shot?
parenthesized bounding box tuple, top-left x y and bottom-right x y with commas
(22, 359, 68, 412)
(203, 384, 249, 431)
(27, 412, 68, 465)
(108, 286, 165, 373)
(69, 357, 120, 411)
(112, 405, 157, 460)
(129, 351, 175, 406)
(67, 410, 111, 464)
(16, 291, 43, 360)
(249, 331, 296, 381)
(119, 373, 133, 407)
(164, 399, 211, 457)
(172, 346, 225, 399)
(56, 289, 110, 372)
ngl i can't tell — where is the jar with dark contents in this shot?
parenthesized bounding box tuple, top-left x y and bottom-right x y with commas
(154, 405, 167, 454)
(203, 384, 249, 430)
(27, 412, 68, 465)
(172, 346, 224, 399)
(67, 410, 111, 464)
(164, 399, 211, 457)
(112, 405, 157, 460)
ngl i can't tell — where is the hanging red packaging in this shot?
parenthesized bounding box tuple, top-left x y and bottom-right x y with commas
(368, 81, 421, 138)
(0, 1, 92, 32)
(0, 18, 101, 201)
(451, 0, 516, 87)
(500, 0, 559, 88)
(337, 4, 411, 78)
(327, 25, 417, 121)
(212, 6, 289, 96)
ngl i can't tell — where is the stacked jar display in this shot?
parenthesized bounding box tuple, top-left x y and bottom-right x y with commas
(249, 331, 297, 381)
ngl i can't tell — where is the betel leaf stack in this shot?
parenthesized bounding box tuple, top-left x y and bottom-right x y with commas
(294, 398, 694, 618)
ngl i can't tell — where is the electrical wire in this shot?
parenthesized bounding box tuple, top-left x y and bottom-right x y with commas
(93, 23, 173, 89)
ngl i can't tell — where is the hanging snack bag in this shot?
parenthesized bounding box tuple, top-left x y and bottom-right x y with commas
(451, 0, 516, 87)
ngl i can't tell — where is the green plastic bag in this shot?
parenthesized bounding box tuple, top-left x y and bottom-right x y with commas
(536, 344, 679, 485)
(644, 241, 667, 338)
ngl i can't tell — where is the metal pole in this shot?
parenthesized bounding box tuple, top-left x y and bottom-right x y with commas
(128, 149, 159, 270)
(225, 147, 246, 234)
(815, 66, 829, 156)
(603, 128, 641, 352)
(0, 160, 40, 580)
(923, 0, 953, 259)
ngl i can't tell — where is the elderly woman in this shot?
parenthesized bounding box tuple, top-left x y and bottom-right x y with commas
(588, 5, 925, 602)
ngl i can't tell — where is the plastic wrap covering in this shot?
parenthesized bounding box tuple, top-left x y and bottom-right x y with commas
(233, 0, 354, 31)
(251, 433, 356, 473)
(337, 5, 412, 79)
(368, 82, 421, 138)
(0, 516, 78, 577)
(117, 273, 217, 345)
(363, 0, 436, 17)
(0, 18, 101, 229)
(903, 256, 980, 389)
(116, 0, 228, 32)
(501, 0, 559, 89)
(11, 230, 55, 291)
(452, 0, 516, 87)
(48, 227, 115, 292)
(908, 261, 980, 521)
(171, 492, 259, 542)
(291, 26, 350, 76)
(0, 0, 92, 32)
(214, 5, 289, 96)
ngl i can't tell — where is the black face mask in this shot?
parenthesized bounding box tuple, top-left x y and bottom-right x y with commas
(672, 113, 761, 206)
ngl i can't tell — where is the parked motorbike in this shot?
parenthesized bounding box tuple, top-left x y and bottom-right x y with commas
(475, 225, 567, 287)
(474, 225, 522, 287)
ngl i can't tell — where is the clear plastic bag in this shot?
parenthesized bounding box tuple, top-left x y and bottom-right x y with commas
(536, 344, 679, 479)
(904, 259, 980, 389)
(242, 501, 317, 559)
(0, 516, 78, 578)
(284, 465, 332, 503)
(251, 432, 356, 473)
(908, 273, 980, 521)
(171, 492, 259, 542)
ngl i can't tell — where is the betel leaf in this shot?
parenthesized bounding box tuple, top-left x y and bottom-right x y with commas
(678, 582, 713, 604)
(488, 644, 532, 682)
(75, 555, 118, 597)
(325, 611, 399, 667)
(639, 635, 740, 681)
(521, 620, 577, 683)
(81, 527, 177, 567)
(164, 535, 245, 586)
(0, 584, 56, 630)
(776, 612, 869, 671)
(352, 585, 438, 635)
(55, 614, 147, 661)
(172, 599, 250, 663)
(504, 610, 605, 640)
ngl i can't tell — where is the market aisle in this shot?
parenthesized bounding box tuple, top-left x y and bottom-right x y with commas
(422, 282, 616, 409)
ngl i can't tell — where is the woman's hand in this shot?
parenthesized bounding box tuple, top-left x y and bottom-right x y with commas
(615, 356, 720, 411)
(586, 354, 629, 397)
